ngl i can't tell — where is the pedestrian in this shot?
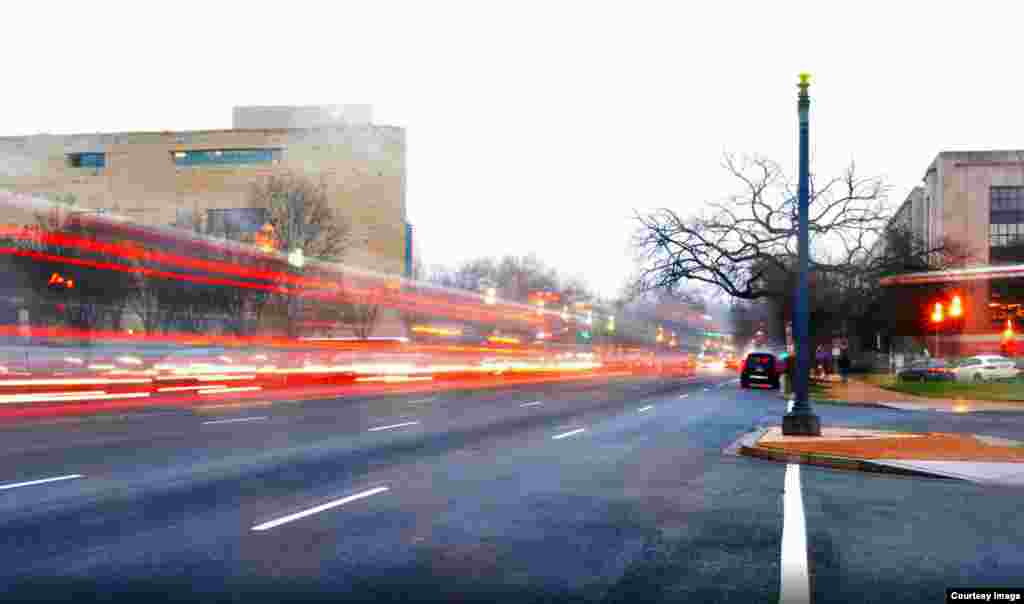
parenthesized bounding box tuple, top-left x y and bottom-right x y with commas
(838, 351, 851, 384)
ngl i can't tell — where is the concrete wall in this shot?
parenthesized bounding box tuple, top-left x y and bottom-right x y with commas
(0, 124, 408, 276)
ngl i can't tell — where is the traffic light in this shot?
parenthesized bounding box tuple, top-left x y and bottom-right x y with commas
(48, 272, 75, 289)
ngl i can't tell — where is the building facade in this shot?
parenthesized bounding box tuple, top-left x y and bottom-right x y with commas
(881, 150, 1024, 355)
(0, 105, 410, 278)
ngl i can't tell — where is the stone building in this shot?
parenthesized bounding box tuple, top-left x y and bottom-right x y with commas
(0, 105, 410, 278)
(0, 105, 412, 337)
(878, 150, 1024, 356)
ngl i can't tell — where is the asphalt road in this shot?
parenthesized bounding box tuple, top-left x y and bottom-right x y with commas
(0, 370, 1022, 602)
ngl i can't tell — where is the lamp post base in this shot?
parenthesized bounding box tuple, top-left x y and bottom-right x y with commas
(782, 412, 821, 436)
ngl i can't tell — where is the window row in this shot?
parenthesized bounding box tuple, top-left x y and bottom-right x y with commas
(990, 222, 1024, 236)
(65, 148, 283, 170)
(990, 234, 1024, 247)
(172, 148, 282, 166)
(991, 186, 1024, 201)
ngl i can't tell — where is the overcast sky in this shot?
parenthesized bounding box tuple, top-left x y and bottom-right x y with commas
(5, 2, 1024, 298)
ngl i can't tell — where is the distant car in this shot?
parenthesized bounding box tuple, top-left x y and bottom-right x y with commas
(897, 359, 956, 382)
(740, 351, 781, 389)
(952, 355, 1018, 383)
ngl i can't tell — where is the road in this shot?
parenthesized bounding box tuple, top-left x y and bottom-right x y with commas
(0, 370, 1022, 602)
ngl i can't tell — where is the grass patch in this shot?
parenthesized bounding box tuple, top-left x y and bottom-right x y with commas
(881, 380, 1024, 402)
(858, 373, 897, 387)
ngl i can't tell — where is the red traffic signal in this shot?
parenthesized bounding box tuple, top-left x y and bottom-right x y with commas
(49, 272, 75, 289)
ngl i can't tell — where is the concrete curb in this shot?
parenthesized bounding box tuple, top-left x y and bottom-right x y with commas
(775, 392, 901, 410)
(738, 442, 961, 480)
(722, 426, 769, 457)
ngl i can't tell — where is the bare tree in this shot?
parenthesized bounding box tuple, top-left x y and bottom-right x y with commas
(247, 172, 351, 261)
(633, 154, 970, 330)
(247, 172, 354, 337)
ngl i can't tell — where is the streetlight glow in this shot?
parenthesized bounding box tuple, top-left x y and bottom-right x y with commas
(950, 295, 963, 318)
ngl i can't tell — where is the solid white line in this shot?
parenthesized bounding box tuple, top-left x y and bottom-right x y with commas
(638, 405, 654, 413)
(202, 416, 268, 425)
(251, 486, 390, 531)
(679, 394, 689, 399)
(520, 401, 543, 407)
(368, 421, 420, 432)
(552, 428, 586, 440)
(780, 464, 811, 603)
(0, 473, 83, 491)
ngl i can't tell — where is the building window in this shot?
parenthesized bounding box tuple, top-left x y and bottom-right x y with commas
(172, 148, 282, 167)
(206, 208, 268, 241)
(67, 152, 106, 168)
(990, 186, 1024, 262)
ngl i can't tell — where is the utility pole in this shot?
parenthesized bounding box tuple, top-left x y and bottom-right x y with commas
(783, 73, 822, 436)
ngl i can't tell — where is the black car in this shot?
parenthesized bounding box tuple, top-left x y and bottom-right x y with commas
(897, 359, 956, 382)
(740, 351, 781, 389)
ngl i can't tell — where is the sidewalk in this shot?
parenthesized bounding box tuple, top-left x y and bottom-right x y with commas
(735, 426, 1024, 486)
(785, 376, 1024, 413)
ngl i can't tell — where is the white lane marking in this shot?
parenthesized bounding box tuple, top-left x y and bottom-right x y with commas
(251, 486, 390, 531)
(703, 387, 710, 392)
(787, 399, 795, 413)
(638, 405, 654, 413)
(198, 386, 263, 395)
(679, 394, 689, 399)
(202, 416, 268, 425)
(780, 464, 811, 603)
(520, 401, 543, 407)
(368, 421, 420, 432)
(0, 473, 83, 491)
(552, 428, 586, 440)
(409, 397, 436, 405)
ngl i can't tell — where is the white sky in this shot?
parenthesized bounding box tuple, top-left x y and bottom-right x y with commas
(4, 1, 1024, 298)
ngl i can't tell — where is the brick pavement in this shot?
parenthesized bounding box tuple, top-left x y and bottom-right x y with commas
(756, 426, 1024, 462)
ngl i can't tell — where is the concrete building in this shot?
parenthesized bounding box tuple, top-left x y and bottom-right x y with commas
(0, 105, 410, 278)
(880, 150, 1024, 355)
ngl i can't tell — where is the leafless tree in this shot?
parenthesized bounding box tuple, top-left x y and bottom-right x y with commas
(633, 154, 970, 323)
(247, 172, 351, 261)
(247, 172, 354, 337)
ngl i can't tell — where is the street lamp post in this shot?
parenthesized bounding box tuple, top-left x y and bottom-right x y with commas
(783, 73, 821, 436)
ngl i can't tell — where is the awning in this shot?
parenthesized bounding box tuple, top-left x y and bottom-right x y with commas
(879, 263, 1024, 286)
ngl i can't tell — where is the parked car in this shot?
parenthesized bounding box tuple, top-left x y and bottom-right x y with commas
(897, 359, 956, 382)
(952, 355, 1018, 383)
(740, 351, 781, 389)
